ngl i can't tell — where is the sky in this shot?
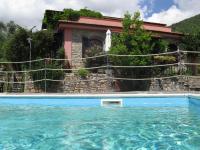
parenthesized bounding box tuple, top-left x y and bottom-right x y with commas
(0, 0, 200, 30)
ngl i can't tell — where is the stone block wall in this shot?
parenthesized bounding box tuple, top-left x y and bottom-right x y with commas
(149, 77, 189, 92)
(21, 74, 200, 93)
(71, 29, 105, 68)
(64, 73, 112, 93)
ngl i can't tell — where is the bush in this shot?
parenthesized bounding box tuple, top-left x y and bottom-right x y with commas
(153, 56, 177, 63)
(77, 68, 89, 78)
(31, 59, 64, 92)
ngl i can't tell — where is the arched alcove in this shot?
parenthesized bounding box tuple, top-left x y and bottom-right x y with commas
(82, 36, 103, 57)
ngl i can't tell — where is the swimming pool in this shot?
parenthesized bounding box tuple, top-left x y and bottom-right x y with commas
(0, 95, 200, 149)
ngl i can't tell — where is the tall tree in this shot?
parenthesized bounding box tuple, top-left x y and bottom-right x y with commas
(180, 32, 200, 75)
(110, 12, 168, 91)
(0, 21, 20, 61)
(3, 28, 30, 70)
(0, 22, 6, 46)
(3, 28, 58, 70)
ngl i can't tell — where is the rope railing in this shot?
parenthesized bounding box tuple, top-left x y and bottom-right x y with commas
(0, 68, 45, 73)
(0, 58, 45, 64)
(1, 50, 200, 65)
(0, 50, 179, 65)
(111, 63, 178, 68)
(182, 51, 200, 54)
(183, 63, 200, 66)
(0, 49, 200, 93)
(0, 79, 45, 84)
(108, 51, 178, 57)
(1, 75, 198, 84)
(0, 78, 109, 84)
(0, 63, 181, 73)
(109, 75, 182, 81)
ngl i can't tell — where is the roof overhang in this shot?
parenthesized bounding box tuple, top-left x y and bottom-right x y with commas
(58, 17, 183, 39)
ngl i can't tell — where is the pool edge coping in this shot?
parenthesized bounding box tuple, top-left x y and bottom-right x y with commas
(0, 93, 199, 98)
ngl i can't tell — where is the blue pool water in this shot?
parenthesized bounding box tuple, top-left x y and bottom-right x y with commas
(0, 96, 200, 149)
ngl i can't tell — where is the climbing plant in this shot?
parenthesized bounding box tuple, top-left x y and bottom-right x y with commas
(42, 8, 103, 30)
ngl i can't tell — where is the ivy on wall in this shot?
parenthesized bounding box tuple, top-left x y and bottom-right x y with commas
(42, 8, 103, 30)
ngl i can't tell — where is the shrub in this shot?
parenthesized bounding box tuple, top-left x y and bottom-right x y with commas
(31, 59, 64, 92)
(153, 56, 177, 63)
(77, 68, 89, 78)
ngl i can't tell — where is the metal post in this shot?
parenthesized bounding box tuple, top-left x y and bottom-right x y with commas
(44, 59, 47, 93)
(106, 52, 112, 92)
(5, 72, 8, 93)
(27, 26, 36, 71)
(29, 42, 31, 70)
(27, 37, 32, 70)
(106, 52, 109, 74)
(24, 71, 26, 93)
(178, 46, 187, 93)
(178, 46, 183, 76)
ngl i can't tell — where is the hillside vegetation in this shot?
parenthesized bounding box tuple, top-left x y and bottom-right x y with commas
(171, 14, 200, 34)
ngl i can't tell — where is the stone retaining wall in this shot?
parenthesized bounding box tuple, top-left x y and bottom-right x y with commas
(149, 77, 189, 92)
(17, 74, 200, 93)
(64, 73, 112, 93)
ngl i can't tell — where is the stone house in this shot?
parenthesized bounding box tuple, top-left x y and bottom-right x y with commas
(57, 16, 183, 68)
(42, 15, 187, 93)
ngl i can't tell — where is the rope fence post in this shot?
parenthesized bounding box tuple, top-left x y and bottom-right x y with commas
(44, 58, 47, 93)
(5, 72, 8, 93)
(0, 51, 200, 93)
(178, 47, 183, 92)
(24, 70, 26, 93)
(106, 52, 112, 92)
(178, 47, 182, 76)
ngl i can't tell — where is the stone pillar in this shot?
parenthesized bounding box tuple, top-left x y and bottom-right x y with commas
(72, 30, 84, 68)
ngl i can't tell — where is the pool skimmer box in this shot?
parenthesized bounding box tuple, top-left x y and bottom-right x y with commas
(101, 99, 123, 107)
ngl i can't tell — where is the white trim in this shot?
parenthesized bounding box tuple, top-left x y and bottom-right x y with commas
(0, 93, 198, 98)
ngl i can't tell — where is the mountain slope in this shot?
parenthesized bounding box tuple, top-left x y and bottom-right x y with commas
(171, 14, 200, 34)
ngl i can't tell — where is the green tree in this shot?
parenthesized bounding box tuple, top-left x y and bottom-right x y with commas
(32, 30, 55, 59)
(110, 12, 168, 91)
(4, 28, 29, 67)
(181, 32, 200, 52)
(6, 21, 20, 36)
(110, 12, 154, 66)
(0, 22, 6, 59)
(3, 28, 57, 69)
(0, 22, 6, 41)
(0, 21, 20, 61)
(180, 32, 200, 75)
(2, 26, 64, 92)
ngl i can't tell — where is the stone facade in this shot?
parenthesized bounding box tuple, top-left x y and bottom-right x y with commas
(71, 29, 106, 68)
(149, 77, 200, 92)
(4, 73, 200, 93)
(64, 73, 112, 93)
(149, 77, 188, 92)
